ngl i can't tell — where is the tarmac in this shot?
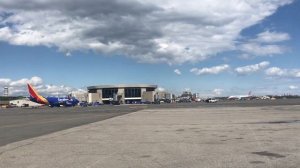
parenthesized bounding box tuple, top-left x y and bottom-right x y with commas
(3, 99, 300, 147)
(0, 104, 300, 168)
(0, 105, 144, 146)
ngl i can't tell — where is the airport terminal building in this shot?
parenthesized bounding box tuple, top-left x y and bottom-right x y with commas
(87, 84, 158, 104)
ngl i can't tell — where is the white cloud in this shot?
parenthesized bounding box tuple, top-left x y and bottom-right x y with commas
(156, 87, 166, 92)
(9, 76, 43, 87)
(38, 85, 73, 96)
(0, 76, 81, 96)
(0, 0, 293, 64)
(190, 64, 230, 75)
(9, 78, 29, 87)
(265, 67, 300, 78)
(265, 67, 285, 76)
(239, 43, 286, 56)
(235, 61, 270, 75)
(238, 30, 290, 57)
(65, 52, 71, 57)
(254, 31, 290, 43)
(30, 76, 43, 85)
(184, 88, 191, 92)
(289, 85, 298, 90)
(174, 69, 182, 75)
(213, 88, 223, 96)
(237, 54, 254, 60)
(0, 78, 11, 86)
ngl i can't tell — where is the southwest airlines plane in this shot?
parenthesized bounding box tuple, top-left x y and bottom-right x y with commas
(27, 84, 79, 107)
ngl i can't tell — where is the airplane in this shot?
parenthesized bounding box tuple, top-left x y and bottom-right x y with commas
(228, 91, 252, 100)
(27, 83, 79, 107)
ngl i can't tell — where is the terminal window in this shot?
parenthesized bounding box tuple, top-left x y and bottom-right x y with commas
(146, 88, 155, 92)
(88, 89, 97, 93)
(102, 88, 118, 98)
(125, 88, 141, 98)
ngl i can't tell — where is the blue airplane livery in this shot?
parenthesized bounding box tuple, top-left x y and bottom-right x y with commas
(27, 83, 79, 107)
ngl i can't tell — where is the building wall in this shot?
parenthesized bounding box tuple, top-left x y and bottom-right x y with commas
(88, 93, 100, 103)
(87, 85, 158, 104)
(97, 89, 103, 103)
(155, 91, 167, 100)
(142, 91, 155, 102)
(72, 92, 88, 102)
(118, 88, 125, 103)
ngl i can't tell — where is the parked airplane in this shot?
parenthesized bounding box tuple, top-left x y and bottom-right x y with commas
(228, 91, 252, 100)
(205, 98, 218, 103)
(27, 84, 79, 107)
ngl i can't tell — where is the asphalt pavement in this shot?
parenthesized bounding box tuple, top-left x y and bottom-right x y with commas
(1, 98, 300, 147)
(1, 104, 299, 168)
(0, 105, 145, 146)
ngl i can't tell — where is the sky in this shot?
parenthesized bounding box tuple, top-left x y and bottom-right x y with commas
(0, 0, 300, 97)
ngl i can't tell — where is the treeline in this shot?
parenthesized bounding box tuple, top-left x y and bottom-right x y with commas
(0, 96, 25, 101)
(273, 95, 300, 99)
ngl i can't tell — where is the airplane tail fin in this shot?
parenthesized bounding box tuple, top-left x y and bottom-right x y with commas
(248, 91, 252, 96)
(27, 83, 49, 105)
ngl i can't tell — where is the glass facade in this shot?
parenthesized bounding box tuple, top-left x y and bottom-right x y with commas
(88, 89, 97, 93)
(146, 88, 155, 92)
(102, 88, 118, 98)
(125, 88, 141, 98)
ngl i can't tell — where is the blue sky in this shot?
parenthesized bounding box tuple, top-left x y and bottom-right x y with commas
(0, 0, 300, 97)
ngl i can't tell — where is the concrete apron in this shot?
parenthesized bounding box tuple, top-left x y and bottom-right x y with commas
(0, 106, 300, 168)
